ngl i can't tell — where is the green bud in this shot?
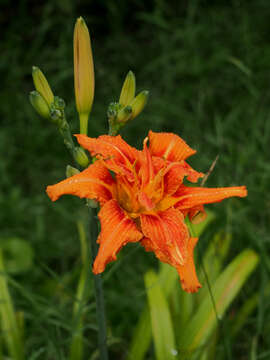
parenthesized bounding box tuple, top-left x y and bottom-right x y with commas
(129, 90, 149, 120)
(116, 105, 132, 123)
(74, 17, 95, 135)
(32, 66, 54, 106)
(66, 165, 80, 178)
(74, 147, 89, 168)
(29, 91, 50, 119)
(119, 71, 136, 106)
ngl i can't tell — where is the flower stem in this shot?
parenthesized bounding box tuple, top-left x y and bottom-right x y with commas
(79, 113, 89, 135)
(58, 115, 78, 162)
(88, 206, 109, 360)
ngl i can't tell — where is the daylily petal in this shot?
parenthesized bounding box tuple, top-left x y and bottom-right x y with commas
(148, 130, 196, 162)
(46, 161, 115, 205)
(181, 161, 204, 183)
(141, 237, 170, 264)
(187, 205, 207, 224)
(163, 161, 203, 196)
(140, 234, 201, 293)
(93, 199, 143, 273)
(140, 207, 189, 266)
(177, 237, 202, 293)
(75, 134, 139, 164)
(139, 137, 155, 187)
(76, 134, 140, 180)
(174, 185, 247, 210)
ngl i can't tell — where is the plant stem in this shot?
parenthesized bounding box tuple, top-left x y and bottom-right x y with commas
(79, 113, 89, 135)
(88, 207, 109, 360)
(58, 115, 78, 161)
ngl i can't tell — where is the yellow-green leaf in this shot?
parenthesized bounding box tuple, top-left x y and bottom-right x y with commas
(178, 249, 259, 355)
(144, 270, 177, 360)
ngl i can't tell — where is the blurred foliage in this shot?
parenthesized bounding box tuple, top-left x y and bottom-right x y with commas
(1, 0, 270, 358)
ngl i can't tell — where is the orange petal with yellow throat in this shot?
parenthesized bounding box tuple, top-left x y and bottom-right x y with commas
(46, 161, 115, 205)
(93, 199, 143, 274)
(177, 237, 202, 293)
(174, 185, 247, 210)
(140, 207, 189, 267)
(148, 131, 196, 162)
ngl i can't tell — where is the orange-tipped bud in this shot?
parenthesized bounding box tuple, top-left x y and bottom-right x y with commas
(73, 17, 95, 134)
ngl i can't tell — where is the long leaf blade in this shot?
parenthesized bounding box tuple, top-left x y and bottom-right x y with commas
(178, 249, 259, 354)
(144, 270, 176, 360)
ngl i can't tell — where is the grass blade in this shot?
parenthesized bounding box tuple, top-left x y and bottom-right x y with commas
(69, 221, 91, 360)
(144, 270, 177, 360)
(178, 249, 259, 355)
(126, 307, 151, 360)
(127, 264, 178, 360)
(0, 249, 24, 360)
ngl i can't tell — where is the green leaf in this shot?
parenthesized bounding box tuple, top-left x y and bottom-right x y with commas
(69, 221, 91, 360)
(144, 270, 177, 360)
(127, 307, 151, 360)
(178, 249, 259, 355)
(127, 264, 178, 360)
(0, 249, 24, 360)
(190, 210, 215, 237)
(197, 232, 232, 302)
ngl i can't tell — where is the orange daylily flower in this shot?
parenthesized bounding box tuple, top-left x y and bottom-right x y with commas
(46, 131, 247, 293)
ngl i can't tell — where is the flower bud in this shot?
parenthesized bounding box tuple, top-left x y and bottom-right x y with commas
(119, 71, 136, 106)
(32, 66, 54, 106)
(116, 105, 132, 123)
(29, 91, 51, 119)
(74, 147, 89, 168)
(66, 165, 80, 178)
(74, 17, 95, 134)
(129, 90, 149, 119)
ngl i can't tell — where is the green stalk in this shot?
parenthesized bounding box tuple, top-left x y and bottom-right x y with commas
(69, 221, 89, 360)
(58, 115, 78, 162)
(0, 250, 24, 360)
(88, 207, 108, 360)
(79, 113, 89, 135)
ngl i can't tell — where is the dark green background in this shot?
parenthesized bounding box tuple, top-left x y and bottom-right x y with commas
(1, 0, 270, 358)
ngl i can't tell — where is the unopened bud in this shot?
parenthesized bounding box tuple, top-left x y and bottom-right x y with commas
(32, 66, 54, 106)
(119, 71, 136, 106)
(29, 91, 50, 119)
(74, 17, 95, 134)
(130, 90, 149, 120)
(66, 165, 80, 178)
(117, 105, 132, 123)
(74, 147, 89, 168)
